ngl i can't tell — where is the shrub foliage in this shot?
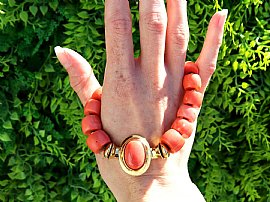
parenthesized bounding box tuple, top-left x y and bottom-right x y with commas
(0, 0, 269, 201)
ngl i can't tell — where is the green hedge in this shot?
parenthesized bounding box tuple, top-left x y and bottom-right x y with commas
(0, 0, 269, 201)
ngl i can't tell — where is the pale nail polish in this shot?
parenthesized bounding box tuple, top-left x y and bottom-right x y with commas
(218, 9, 228, 27)
(54, 46, 63, 54)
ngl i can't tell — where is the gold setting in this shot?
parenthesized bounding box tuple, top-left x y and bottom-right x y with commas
(151, 144, 170, 159)
(104, 135, 170, 176)
(104, 143, 119, 159)
(119, 135, 152, 176)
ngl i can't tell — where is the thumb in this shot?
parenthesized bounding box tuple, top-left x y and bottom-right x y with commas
(54, 46, 100, 106)
(196, 9, 228, 93)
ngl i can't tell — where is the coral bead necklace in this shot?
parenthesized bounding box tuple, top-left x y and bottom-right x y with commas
(81, 62, 202, 176)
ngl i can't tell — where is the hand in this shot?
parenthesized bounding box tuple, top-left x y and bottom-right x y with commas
(55, 1, 227, 201)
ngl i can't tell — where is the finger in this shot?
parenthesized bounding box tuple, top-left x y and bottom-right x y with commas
(166, 0, 189, 72)
(104, 0, 134, 74)
(54, 46, 100, 106)
(196, 10, 228, 93)
(139, 0, 167, 72)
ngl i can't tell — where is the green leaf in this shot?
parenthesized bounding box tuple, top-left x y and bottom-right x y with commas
(93, 178, 101, 188)
(0, 180, 9, 186)
(49, 0, 59, 11)
(19, 11, 28, 24)
(78, 11, 89, 19)
(10, 112, 19, 120)
(49, 191, 57, 199)
(34, 136, 39, 145)
(25, 128, 31, 137)
(8, 0, 16, 7)
(35, 72, 42, 80)
(13, 97, 22, 108)
(71, 191, 78, 201)
(40, 6, 48, 16)
(50, 97, 58, 113)
(47, 135, 52, 141)
(3, 66, 9, 72)
(33, 121, 40, 129)
(233, 61, 238, 72)
(242, 82, 249, 89)
(0, 133, 11, 142)
(25, 189, 32, 196)
(15, 172, 26, 180)
(34, 156, 40, 165)
(8, 157, 16, 166)
(3, 121, 12, 129)
(42, 96, 48, 108)
(64, 23, 76, 29)
(45, 64, 55, 72)
(29, 5, 38, 16)
(79, 173, 86, 181)
(46, 157, 53, 165)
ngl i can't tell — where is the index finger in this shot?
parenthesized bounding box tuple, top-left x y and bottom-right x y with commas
(196, 10, 228, 93)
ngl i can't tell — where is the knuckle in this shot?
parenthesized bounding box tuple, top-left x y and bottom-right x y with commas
(206, 63, 216, 75)
(70, 75, 88, 92)
(168, 25, 189, 51)
(109, 13, 132, 36)
(143, 12, 166, 34)
(214, 36, 223, 48)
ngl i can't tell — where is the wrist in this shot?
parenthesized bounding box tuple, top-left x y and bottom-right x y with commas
(124, 174, 205, 202)
(107, 158, 204, 202)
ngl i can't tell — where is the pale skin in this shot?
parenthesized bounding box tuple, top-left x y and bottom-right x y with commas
(55, 0, 227, 201)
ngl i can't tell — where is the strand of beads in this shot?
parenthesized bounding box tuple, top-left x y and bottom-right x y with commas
(81, 61, 203, 176)
(160, 62, 202, 153)
(81, 87, 112, 153)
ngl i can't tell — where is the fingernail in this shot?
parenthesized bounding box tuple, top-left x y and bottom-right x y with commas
(54, 46, 70, 69)
(54, 46, 63, 55)
(218, 9, 228, 27)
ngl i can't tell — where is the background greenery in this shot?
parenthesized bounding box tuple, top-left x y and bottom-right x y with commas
(0, 0, 269, 201)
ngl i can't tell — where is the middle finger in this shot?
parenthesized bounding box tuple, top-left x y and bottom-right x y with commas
(166, 0, 189, 73)
(139, 0, 167, 74)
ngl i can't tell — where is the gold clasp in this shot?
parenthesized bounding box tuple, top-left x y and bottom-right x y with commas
(103, 135, 170, 176)
(151, 144, 170, 159)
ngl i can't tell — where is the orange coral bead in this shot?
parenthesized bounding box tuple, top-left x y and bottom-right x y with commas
(81, 115, 102, 135)
(160, 129, 185, 153)
(124, 140, 146, 170)
(177, 104, 198, 122)
(183, 74, 202, 91)
(183, 90, 203, 108)
(84, 99, 101, 116)
(92, 87, 102, 100)
(86, 130, 111, 153)
(171, 118, 194, 138)
(184, 61, 199, 75)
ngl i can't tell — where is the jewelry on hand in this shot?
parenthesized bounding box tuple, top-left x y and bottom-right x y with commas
(81, 62, 202, 176)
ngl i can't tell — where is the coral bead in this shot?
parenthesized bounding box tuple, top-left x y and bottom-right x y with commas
(177, 104, 198, 122)
(86, 130, 111, 153)
(171, 118, 194, 138)
(81, 115, 102, 135)
(183, 74, 202, 91)
(183, 90, 203, 108)
(84, 99, 101, 116)
(184, 61, 199, 75)
(160, 129, 185, 153)
(124, 140, 146, 170)
(92, 87, 102, 100)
